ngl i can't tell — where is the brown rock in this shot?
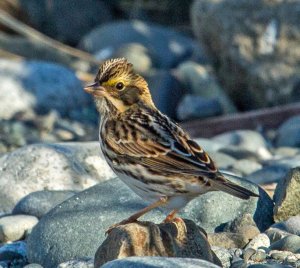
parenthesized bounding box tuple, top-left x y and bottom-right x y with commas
(94, 219, 221, 268)
(207, 232, 249, 249)
(273, 167, 300, 222)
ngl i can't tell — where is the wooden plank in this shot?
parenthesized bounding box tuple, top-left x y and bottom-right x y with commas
(181, 102, 300, 138)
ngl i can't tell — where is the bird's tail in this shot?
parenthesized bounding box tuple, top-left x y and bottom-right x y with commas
(211, 174, 259, 200)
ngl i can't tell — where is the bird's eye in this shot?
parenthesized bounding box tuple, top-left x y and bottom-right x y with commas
(115, 82, 124, 90)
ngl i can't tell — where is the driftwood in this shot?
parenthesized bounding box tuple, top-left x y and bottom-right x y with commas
(0, 9, 100, 65)
(182, 102, 300, 138)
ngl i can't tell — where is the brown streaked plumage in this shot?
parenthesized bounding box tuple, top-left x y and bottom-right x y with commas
(84, 58, 259, 232)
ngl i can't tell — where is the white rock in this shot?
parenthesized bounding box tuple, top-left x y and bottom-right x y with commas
(245, 233, 270, 251)
(57, 258, 94, 268)
(0, 142, 115, 212)
(0, 215, 38, 242)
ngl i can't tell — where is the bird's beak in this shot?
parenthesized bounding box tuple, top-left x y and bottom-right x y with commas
(84, 82, 105, 97)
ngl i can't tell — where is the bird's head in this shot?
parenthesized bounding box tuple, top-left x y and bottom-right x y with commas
(84, 58, 154, 114)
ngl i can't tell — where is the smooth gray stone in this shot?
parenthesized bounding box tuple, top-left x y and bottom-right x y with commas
(0, 59, 91, 121)
(101, 257, 221, 268)
(176, 94, 222, 121)
(246, 165, 289, 184)
(79, 20, 206, 69)
(275, 115, 300, 147)
(270, 216, 300, 236)
(13, 190, 77, 219)
(269, 235, 300, 253)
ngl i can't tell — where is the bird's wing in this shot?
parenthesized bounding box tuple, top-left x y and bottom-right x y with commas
(104, 110, 218, 177)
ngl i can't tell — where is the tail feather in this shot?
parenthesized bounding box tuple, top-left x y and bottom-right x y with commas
(212, 176, 259, 200)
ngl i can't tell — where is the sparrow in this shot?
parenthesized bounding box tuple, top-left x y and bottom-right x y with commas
(84, 58, 259, 231)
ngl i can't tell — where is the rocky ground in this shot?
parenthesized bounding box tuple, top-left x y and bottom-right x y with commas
(0, 0, 300, 268)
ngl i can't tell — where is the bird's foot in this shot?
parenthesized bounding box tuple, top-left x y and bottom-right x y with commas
(163, 216, 184, 223)
(105, 218, 138, 235)
(163, 209, 180, 223)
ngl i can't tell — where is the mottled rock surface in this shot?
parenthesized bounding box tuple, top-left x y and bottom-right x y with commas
(273, 167, 300, 222)
(191, 0, 300, 109)
(94, 220, 221, 267)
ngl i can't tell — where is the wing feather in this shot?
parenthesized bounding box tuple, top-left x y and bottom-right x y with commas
(104, 110, 217, 177)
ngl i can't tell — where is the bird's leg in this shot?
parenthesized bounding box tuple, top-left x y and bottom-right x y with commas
(163, 209, 186, 234)
(106, 196, 168, 234)
(163, 209, 183, 223)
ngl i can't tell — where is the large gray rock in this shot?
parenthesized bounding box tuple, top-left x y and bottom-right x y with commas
(176, 61, 236, 114)
(269, 216, 300, 236)
(20, 0, 112, 45)
(79, 20, 206, 69)
(275, 115, 300, 147)
(176, 94, 222, 121)
(246, 165, 290, 185)
(0, 60, 92, 120)
(212, 130, 272, 160)
(101, 257, 221, 268)
(13, 190, 77, 218)
(191, 0, 300, 109)
(27, 177, 273, 267)
(146, 71, 186, 119)
(181, 176, 274, 232)
(0, 142, 114, 212)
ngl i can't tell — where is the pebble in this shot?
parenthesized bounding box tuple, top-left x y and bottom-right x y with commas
(232, 159, 262, 176)
(0, 241, 26, 260)
(270, 216, 300, 236)
(0, 215, 38, 242)
(270, 235, 300, 253)
(211, 246, 231, 268)
(264, 227, 291, 243)
(244, 233, 270, 251)
(270, 250, 293, 261)
(243, 248, 256, 262)
(207, 232, 249, 249)
(212, 130, 272, 160)
(57, 258, 94, 268)
(250, 250, 267, 262)
(284, 255, 298, 266)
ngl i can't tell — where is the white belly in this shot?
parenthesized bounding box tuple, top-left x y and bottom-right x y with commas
(115, 172, 196, 211)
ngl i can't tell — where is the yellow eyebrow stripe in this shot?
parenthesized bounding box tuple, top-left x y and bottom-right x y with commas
(102, 78, 126, 87)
